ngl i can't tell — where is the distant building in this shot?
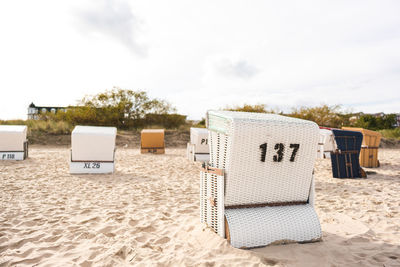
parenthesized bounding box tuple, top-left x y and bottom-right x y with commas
(396, 114, 400, 127)
(371, 112, 385, 118)
(28, 102, 67, 120)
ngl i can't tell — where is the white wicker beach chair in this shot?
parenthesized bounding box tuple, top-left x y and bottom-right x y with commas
(187, 127, 210, 162)
(200, 111, 322, 248)
(70, 126, 117, 174)
(317, 129, 336, 159)
(0, 125, 28, 160)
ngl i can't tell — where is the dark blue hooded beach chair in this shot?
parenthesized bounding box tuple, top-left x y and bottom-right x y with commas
(330, 129, 366, 178)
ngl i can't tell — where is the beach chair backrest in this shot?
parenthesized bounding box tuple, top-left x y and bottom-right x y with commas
(71, 126, 117, 162)
(0, 125, 27, 151)
(207, 111, 319, 207)
(141, 129, 165, 153)
(330, 129, 363, 178)
(317, 129, 334, 158)
(190, 127, 209, 154)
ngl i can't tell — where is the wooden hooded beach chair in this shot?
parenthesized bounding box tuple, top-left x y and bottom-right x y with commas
(187, 127, 210, 162)
(330, 129, 366, 178)
(140, 129, 165, 154)
(200, 111, 322, 248)
(342, 127, 381, 168)
(317, 128, 336, 159)
(70, 126, 117, 174)
(0, 125, 28, 160)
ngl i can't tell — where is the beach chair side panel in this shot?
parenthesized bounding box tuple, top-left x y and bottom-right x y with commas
(200, 171, 225, 237)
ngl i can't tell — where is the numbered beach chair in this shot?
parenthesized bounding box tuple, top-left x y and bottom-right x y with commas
(187, 127, 210, 162)
(330, 129, 366, 178)
(140, 129, 165, 154)
(317, 128, 336, 159)
(0, 125, 28, 160)
(342, 127, 381, 168)
(200, 111, 322, 248)
(70, 126, 117, 174)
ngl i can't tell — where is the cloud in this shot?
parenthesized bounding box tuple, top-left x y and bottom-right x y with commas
(214, 58, 259, 79)
(76, 0, 147, 56)
(1, 0, 400, 120)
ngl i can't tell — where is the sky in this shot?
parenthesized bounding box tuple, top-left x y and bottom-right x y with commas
(0, 0, 399, 120)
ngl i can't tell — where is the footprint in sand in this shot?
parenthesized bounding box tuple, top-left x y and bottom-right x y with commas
(128, 219, 138, 227)
(98, 226, 116, 237)
(155, 237, 170, 244)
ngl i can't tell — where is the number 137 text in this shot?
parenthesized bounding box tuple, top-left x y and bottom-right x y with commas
(259, 143, 300, 162)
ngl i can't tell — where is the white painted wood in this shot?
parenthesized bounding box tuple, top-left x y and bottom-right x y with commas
(190, 128, 209, 154)
(0, 125, 27, 151)
(194, 153, 210, 162)
(0, 152, 25, 161)
(71, 126, 116, 162)
(69, 161, 115, 174)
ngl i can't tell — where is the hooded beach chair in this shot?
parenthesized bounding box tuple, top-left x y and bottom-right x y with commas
(200, 111, 322, 248)
(317, 128, 336, 159)
(70, 126, 117, 174)
(0, 125, 28, 160)
(330, 129, 366, 178)
(140, 129, 165, 154)
(187, 127, 210, 162)
(342, 127, 381, 168)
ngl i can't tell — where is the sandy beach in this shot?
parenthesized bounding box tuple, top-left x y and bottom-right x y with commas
(1, 147, 399, 266)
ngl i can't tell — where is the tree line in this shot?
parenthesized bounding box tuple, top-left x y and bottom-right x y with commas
(225, 104, 398, 130)
(39, 88, 186, 129)
(36, 88, 397, 131)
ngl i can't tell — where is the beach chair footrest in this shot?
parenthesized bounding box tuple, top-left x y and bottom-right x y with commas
(225, 204, 322, 248)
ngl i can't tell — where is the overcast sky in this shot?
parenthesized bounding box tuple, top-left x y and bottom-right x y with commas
(0, 0, 399, 120)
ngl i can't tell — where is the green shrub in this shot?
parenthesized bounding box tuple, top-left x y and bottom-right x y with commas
(37, 87, 183, 129)
(225, 104, 275, 113)
(136, 114, 187, 129)
(355, 114, 396, 130)
(289, 105, 344, 128)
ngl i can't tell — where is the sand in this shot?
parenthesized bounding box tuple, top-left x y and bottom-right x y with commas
(1, 147, 399, 266)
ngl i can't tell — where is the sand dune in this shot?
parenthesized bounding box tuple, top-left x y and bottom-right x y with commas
(1, 148, 399, 266)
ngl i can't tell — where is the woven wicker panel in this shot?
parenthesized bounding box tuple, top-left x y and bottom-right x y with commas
(200, 172, 207, 224)
(209, 131, 230, 170)
(207, 111, 319, 206)
(308, 176, 315, 206)
(200, 171, 225, 237)
(225, 204, 321, 248)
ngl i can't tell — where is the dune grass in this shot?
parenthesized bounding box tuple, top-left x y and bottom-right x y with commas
(2, 119, 399, 141)
(0, 120, 73, 135)
(379, 128, 400, 140)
